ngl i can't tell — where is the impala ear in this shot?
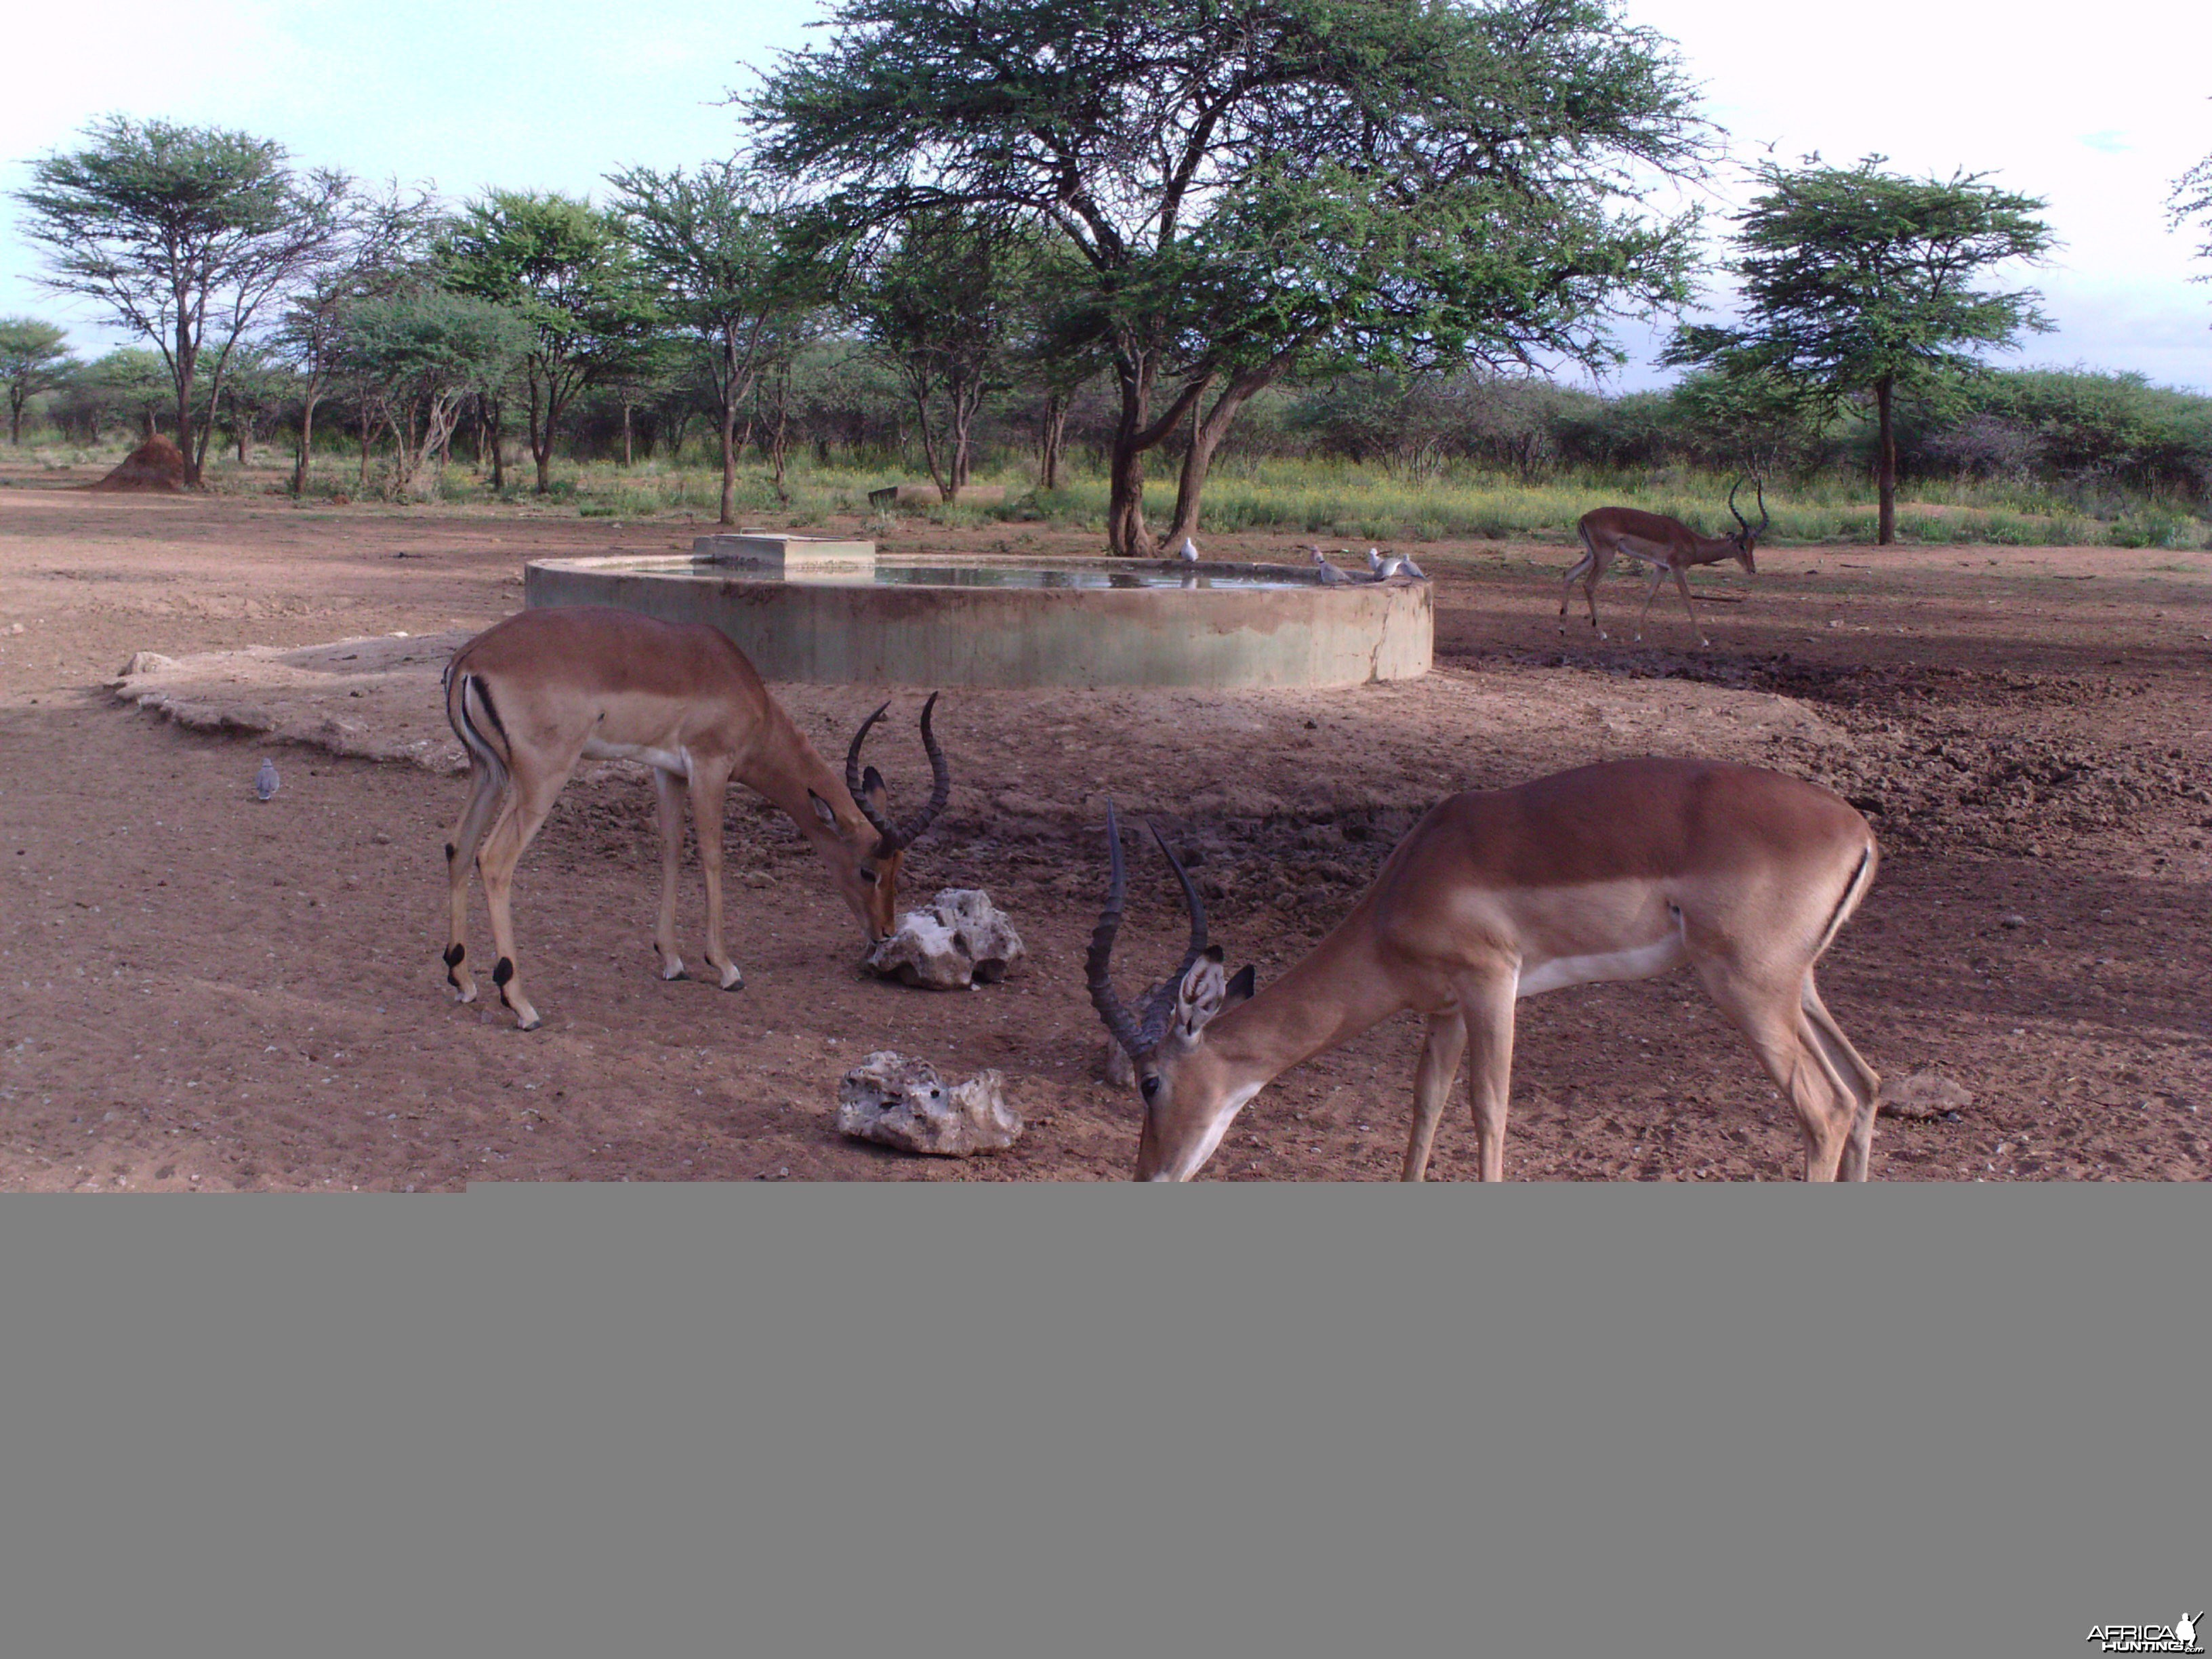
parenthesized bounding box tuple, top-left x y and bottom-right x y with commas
(808, 788, 838, 829)
(1174, 945, 1229, 1036)
(1223, 964, 1256, 1008)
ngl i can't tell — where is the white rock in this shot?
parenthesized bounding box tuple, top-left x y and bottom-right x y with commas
(1877, 1071, 1973, 1119)
(836, 1051, 1022, 1157)
(865, 888, 1026, 991)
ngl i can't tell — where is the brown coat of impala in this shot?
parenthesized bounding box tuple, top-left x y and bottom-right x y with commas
(1090, 757, 1881, 1181)
(1562, 478, 1769, 646)
(441, 606, 949, 1031)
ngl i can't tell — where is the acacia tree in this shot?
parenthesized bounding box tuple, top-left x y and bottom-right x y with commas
(274, 182, 441, 494)
(441, 191, 657, 493)
(73, 348, 170, 441)
(848, 210, 1039, 501)
(2172, 142, 2212, 310)
(13, 117, 350, 485)
(1666, 156, 2053, 544)
(337, 290, 531, 498)
(214, 342, 292, 466)
(751, 0, 1706, 554)
(607, 163, 818, 522)
(0, 319, 79, 445)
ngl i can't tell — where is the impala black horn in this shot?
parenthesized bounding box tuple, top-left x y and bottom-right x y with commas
(845, 693, 951, 854)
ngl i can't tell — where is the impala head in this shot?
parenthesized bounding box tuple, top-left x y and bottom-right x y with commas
(1726, 476, 1769, 573)
(1087, 803, 1258, 1179)
(809, 693, 951, 942)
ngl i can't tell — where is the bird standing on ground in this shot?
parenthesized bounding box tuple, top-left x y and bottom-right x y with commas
(1177, 536, 1200, 562)
(255, 758, 280, 801)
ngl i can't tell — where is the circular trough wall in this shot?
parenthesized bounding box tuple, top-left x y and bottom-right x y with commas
(523, 555, 1433, 689)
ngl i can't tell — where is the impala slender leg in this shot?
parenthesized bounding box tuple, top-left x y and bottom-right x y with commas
(1559, 554, 1593, 633)
(475, 761, 573, 1032)
(650, 766, 687, 981)
(1459, 975, 1519, 1181)
(443, 760, 505, 1004)
(1692, 959, 1852, 1181)
(1802, 978, 1881, 1181)
(689, 762, 743, 991)
(1401, 1010, 1468, 1181)
(1671, 565, 1708, 647)
(1634, 564, 1668, 640)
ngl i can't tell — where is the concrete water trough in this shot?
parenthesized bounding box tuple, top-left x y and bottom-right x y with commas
(523, 534, 1433, 689)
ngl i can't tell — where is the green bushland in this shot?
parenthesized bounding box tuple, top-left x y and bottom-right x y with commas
(460, 453, 2205, 549)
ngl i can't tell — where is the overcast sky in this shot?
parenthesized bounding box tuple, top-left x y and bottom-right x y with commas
(3, 0, 2208, 392)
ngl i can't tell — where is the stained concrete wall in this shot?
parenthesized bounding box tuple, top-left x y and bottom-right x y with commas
(523, 556, 1433, 689)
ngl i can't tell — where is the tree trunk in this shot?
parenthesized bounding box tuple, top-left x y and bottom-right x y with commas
(236, 411, 252, 468)
(1105, 354, 1213, 556)
(293, 377, 323, 497)
(8, 393, 22, 445)
(1038, 391, 1069, 492)
(1875, 375, 1896, 546)
(173, 312, 202, 488)
(1164, 365, 1284, 547)
(913, 388, 950, 501)
(487, 397, 506, 493)
(621, 402, 634, 468)
(718, 394, 738, 526)
(358, 407, 375, 493)
(527, 368, 553, 494)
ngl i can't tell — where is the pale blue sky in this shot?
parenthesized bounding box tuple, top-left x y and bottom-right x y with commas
(5, 0, 2209, 392)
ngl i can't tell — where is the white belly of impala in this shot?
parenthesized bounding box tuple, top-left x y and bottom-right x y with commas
(581, 738, 691, 776)
(1516, 935, 1687, 998)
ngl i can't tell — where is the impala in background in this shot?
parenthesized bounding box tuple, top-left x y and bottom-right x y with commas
(1561, 478, 1769, 646)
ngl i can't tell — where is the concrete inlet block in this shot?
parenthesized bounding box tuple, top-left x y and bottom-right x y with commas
(693, 533, 876, 578)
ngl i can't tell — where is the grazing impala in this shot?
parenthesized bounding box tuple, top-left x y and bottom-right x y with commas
(441, 606, 950, 1031)
(1561, 478, 1769, 646)
(1089, 758, 1880, 1181)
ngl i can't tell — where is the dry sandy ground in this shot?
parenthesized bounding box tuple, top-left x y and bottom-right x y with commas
(1, 466, 2207, 1187)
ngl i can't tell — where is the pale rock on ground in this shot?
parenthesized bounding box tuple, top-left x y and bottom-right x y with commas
(836, 1051, 1022, 1157)
(865, 888, 1026, 990)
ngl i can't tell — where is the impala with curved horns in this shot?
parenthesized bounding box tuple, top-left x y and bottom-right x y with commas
(441, 606, 950, 1030)
(1089, 757, 1881, 1182)
(1561, 477, 1769, 646)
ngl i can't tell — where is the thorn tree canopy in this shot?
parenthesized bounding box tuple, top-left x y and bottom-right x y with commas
(0, 319, 79, 445)
(12, 117, 350, 486)
(607, 163, 822, 525)
(1665, 156, 2054, 545)
(847, 209, 1045, 502)
(2171, 143, 2212, 287)
(747, 0, 1711, 554)
(440, 191, 659, 494)
(336, 289, 533, 498)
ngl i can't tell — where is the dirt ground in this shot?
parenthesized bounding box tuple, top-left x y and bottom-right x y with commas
(2, 461, 2207, 1187)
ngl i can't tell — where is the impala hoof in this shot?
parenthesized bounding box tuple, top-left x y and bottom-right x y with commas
(514, 1012, 542, 1033)
(660, 956, 685, 982)
(454, 984, 477, 1005)
(718, 963, 745, 991)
